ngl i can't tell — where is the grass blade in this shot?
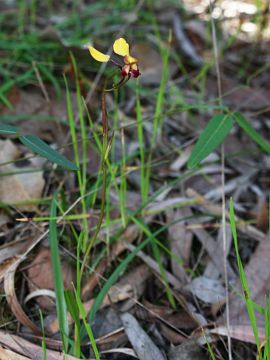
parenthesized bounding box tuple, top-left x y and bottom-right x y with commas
(64, 289, 81, 357)
(73, 286, 100, 360)
(131, 216, 176, 308)
(233, 112, 270, 155)
(229, 198, 260, 350)
(49, 192, 69, 352)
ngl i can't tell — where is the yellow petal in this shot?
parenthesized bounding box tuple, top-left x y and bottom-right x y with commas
(124, 55, 138, 65)
(113, 38, 129, 57)
(89, 46, 110, 62)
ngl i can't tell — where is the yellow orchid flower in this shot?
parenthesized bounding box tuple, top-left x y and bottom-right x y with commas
(89, 37, 140, 84)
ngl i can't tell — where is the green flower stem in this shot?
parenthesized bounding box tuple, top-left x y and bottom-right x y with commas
(79, 91, 108, 282)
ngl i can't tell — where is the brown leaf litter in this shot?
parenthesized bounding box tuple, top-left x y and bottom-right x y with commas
(0, 140, 45, 211)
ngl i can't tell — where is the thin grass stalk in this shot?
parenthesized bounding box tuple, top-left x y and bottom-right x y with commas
(80, 90, 108, 281)
(144, 32, 171, 199)
(70, 53, 89, 252)
(136, 79, 147, 204)
(230, 198, 260, 350)
(120, 127, 127, 227)
(209, 3, 232, 357)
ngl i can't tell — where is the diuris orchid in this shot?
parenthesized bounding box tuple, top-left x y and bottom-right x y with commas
(89, 38, 140, 88)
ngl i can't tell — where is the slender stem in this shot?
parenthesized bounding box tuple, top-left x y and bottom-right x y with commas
(79, 91, 108, 282)
(210, 1, 232, 359)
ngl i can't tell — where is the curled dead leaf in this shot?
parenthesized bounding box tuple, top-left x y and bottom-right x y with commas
(4, 258, 42, 335)
(0, 330, 80, 359)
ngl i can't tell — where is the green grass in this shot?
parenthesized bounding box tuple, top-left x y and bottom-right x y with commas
(49, 192, 69, 353)
(229, 198, 270, 359)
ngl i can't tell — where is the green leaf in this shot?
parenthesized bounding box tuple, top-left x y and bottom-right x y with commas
(73, 286, 100, 360)
(64, 289, 80, 330)
(49, 193, 69, 352)
(188, 113, 233, 168)
(19, 134, 78, 171)
(0, 123, 18, 135)
(233, 112, 270, 155)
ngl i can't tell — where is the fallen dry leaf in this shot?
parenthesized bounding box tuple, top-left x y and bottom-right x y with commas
(160, 323, 186, 345)
(166, 208, 193, 283)
(168, 339, 208, 360)
(26, 247, 75, 310)
(185, 276, 226, 304)
(126, 243, 182, 289)
(0, 139, 45, 211)
(121, 312, 166, 360)
(2, 86, 75, 144)
(0, 331, 81, 360)
(218, 233, 270, 328)
(4, 258, 42, 335)
(101, 347, 138, 358)
(0, 345, 29, 360)
(0, 257, 18, 283)
(82, 224, 140, 300)
(210, 325, 265, 344)
(0, 239, 31, 265)
(48, 264, 150, 334)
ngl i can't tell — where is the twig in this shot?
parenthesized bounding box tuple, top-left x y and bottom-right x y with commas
(209, 1, 232, 359)
(32, 60, 50, 102)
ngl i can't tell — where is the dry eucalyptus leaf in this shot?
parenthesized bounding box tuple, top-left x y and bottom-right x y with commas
(26, 247, 75, 310)
(0, 239, 31, 264)
(218, 234, 270, 328)
(0, 257, 18, 283)
(2, 86, 76, 144)
(210, 325, 265, 344)
(166, 208, 193, 283)
(4, 258, 42, 335)
(121, 313, 166, 360)
(0, 140, 45, 211)
(0, 345, 29, 360)
(0, 331, 80, 360)
(48, 264, 149, 334)
(168, 339, 208, 360)
(185, 276, 226, 304)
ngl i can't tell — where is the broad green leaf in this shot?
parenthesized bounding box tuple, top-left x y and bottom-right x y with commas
(0, 123, 18, 135)
(49, 193, 69, 352)
(188, 114, 233, 168)
(234, 112, 270, 155)
(19, 134, 78, 171)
